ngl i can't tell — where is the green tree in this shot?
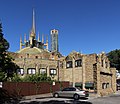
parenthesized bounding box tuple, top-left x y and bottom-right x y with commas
(107, 49, 120, 72)
(0, 22, 18, 81)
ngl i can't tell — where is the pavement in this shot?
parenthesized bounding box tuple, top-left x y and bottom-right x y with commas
(22, 92, 98, 101)
(18, 90, 120, 104)
(21, 90, 120, 102)
(22, 93, 53, 100)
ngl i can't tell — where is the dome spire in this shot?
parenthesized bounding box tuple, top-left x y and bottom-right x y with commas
(30, 9, 36, 38)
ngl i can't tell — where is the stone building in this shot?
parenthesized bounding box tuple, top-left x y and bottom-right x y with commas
(9, 10, 116, 96)
(10, 10, 61, 80)
(59, 51, 116, 96)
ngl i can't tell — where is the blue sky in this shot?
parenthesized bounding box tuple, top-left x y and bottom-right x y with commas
(0, 0, 120, 56)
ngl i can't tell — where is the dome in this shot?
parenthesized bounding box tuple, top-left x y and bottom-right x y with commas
(16, 47, 44, 54)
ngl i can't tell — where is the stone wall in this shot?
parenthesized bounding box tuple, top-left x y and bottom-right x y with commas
(85, 54, 96, 83)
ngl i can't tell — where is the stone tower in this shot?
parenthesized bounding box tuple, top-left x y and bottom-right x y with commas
(51, 29, 59, 52)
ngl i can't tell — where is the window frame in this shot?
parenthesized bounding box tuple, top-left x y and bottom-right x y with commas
(27, 68, 36, 74)
(50, 68, 57, 75)
(75, 59, 82, 67)
(17, 68, 24, 75)
(39, 68, 47, 75)
(66, 61, 73, 68)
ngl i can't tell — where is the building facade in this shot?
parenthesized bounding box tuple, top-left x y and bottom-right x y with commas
(9, 10, 116, 96)
(58, 51, 116, 96)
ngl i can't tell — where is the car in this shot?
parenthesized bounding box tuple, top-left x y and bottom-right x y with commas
(53, 87, 89, 100)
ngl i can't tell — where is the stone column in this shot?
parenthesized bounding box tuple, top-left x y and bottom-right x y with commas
(82, 56, 86, 90)
(111, 68, 116, 93)
(72, 57, 75, 87)
(96, 58, 101, 96)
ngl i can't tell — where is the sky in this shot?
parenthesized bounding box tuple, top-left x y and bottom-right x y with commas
(0, 0, 120, 56)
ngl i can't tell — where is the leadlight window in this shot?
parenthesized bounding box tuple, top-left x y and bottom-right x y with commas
(17, 68, 24, 75)
(75, 59, 82, 67)
(39, 68, 47, 74)
(50, 69, 57, 75)
(27, 68, 36, 74)
(66, 61, 73, 68)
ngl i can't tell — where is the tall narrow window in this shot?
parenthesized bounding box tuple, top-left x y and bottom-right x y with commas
(75, 59, 82, 67)
(101, 60, 103, 67)
(66, 61, 72, 68)
(105, 61, 108, 68)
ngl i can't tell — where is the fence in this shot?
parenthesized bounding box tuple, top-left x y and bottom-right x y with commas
(2, 81, 69, 97)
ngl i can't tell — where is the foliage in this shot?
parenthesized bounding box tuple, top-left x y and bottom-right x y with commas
(11, 73, 22, 82)
(0, 72, 6, 81)
(0, 22, 18, 81)
(107, 49, 120, 71)
(11, 73, 52, 82)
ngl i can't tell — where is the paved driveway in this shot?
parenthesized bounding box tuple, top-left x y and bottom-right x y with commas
(19, 90, 120, 104)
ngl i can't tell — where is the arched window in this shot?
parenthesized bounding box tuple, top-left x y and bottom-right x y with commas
(102, 83, 106, 89)
(17, 68, 24, 75)
(27, 68, 36, 74)
(39, 68, 47, 74)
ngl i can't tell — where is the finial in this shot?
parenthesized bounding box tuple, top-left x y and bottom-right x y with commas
(20, 35, 22, 42)
(20, 35, 22, 50)
(24, 34, 26, 43)
(30, 9, 36, 38)
(42, 34, 44, 43)
(38, 32, 40, 42)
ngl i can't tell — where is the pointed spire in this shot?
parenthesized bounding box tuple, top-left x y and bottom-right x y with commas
(46, 35, 48, 51)
(30, 9, 36, 38)
(38, 32, 40, 42)
(42, 34, 44, 43)
(20, 35, 22, 50)
(24, 34, 26, 43)
(32, 9, 35, 34)
(46, 35, 48, 43)
(20, 35, 22, 43)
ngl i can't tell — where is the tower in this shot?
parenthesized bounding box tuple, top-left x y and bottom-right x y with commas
(51, 29, 59, 52)
(19, 9, 49, 51)
(29, 9, 36, 47)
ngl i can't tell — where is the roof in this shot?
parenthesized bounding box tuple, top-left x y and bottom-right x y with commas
(16, 47, 46, 54)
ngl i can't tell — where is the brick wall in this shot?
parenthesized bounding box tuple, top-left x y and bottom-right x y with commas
(2, 81, 69, 96)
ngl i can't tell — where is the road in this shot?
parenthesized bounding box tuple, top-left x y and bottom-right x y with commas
(90, 94, 120, 104)
(20, 95, 120, 104)
(19, 91, 120, 104)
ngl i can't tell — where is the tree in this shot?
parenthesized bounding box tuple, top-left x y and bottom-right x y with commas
(107, 49, 120, 72)
(0, 22, 17, 81)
